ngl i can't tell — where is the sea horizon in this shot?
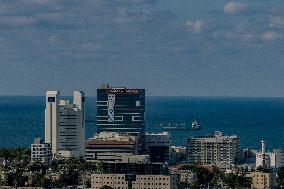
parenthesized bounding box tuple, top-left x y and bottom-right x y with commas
(0, 96, 284, 150)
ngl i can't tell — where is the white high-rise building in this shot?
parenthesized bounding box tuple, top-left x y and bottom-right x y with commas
(255, 140, 284, 168)
(45, 90, 85, 158)
(187, 131, 239, 168)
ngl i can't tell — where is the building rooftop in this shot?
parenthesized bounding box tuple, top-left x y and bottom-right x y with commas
(46, 90, 59, 95)
(86, 139, 135, 147)
(188, 131, 239, 140)
(33, 138, 43, 144)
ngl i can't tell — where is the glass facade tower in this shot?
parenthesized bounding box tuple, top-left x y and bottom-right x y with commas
(96, 85, 145, 136)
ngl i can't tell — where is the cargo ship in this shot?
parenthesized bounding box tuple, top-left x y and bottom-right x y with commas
(160, 119, 201, 130)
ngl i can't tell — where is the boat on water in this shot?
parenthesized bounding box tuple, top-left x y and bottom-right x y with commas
(161, 119, 201, 130)
(191, 119, 200, 129)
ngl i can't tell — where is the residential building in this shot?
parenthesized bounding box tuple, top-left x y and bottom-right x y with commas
(96, 84, 145, 136)
(91, 174, 128, 189)
(91, 173, 178, 189)
(187, 131, 239, 168)
(85, 132, 139, 162)
(273, 149, 284, 168)
(250, 171, 275, 189)
(31, 138, 52, 165)
(45, 90, 85, 158)
(255, 140, 284, 168)
(145, 132, 171, 162)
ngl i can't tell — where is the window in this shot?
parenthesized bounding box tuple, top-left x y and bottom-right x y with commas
(48, 97, 55, 102)
(136, 101, 141, 106)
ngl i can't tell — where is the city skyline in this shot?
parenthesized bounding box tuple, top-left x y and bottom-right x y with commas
(1, 0, 284, 97)
(0, 1, 284, 188)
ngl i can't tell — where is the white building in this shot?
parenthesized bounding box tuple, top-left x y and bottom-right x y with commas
(91, 173, 178, 189)
(255, 140, 284, 168)
(145, 132, 171, 162)
(45, 91, 85, 158)
(85, 132, 139, 162)
(31, 138, 52, 165)
(187, 131, 239, 168)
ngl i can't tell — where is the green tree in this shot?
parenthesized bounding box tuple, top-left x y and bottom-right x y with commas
(256, 166, 271, 173)
(224, 173, 238, 188)
(278, 167, 284, 187)
(96, 161, 104, 173)
(28, 161, 45, 173)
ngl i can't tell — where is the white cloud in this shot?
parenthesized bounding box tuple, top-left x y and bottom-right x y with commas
(261, 31, 282, 41)
(185, 20, 205, 34)
(223, 2, 247, 14)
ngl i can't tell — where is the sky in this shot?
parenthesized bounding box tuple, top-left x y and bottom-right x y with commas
(0, 0, 284, 96)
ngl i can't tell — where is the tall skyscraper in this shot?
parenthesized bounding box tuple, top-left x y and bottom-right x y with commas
(45, 91, 85, 158)
(96, 84, 145, 136)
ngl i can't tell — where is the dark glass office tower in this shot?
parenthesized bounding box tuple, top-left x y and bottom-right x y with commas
(96, 84, 145, 136)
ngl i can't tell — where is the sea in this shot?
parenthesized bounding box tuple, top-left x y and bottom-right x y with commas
(0, 96, 284, 150)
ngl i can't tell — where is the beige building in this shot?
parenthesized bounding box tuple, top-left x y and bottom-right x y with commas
(250, 171, 275, 189)
(86, 132, 139, 162)
(91, 173, 178, 189)
(91, 174, 128, 189)
(132, 175, 177, 189)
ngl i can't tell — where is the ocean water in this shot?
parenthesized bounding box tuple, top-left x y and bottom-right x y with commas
(0, 96, 284, 150)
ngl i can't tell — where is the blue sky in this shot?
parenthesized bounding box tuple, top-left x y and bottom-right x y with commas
(0, 0, 284, 96)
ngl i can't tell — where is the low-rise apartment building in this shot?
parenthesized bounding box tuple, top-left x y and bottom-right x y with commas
(31, 138, 52, 165)
(250, 171, 275, 189)
(91, 173, 178, 189)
